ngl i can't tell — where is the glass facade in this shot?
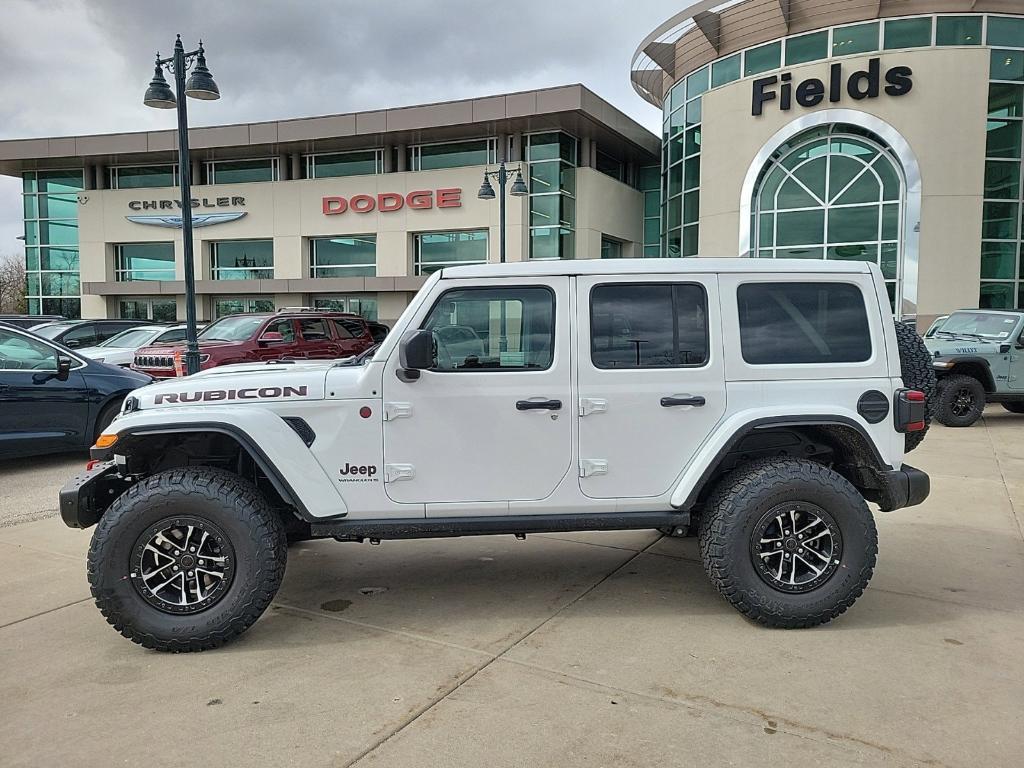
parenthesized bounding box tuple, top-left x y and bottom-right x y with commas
(206, 158, 278, 184)
(306, 150, 383, 179)
(23, 169, 82, 317)
(752, 126, 904, 309)
(119, 297, 177, 322)
(527, 132, 577, 260)
(214, 297, 275, 318)
(408, 139, 496, 171)
(310, 236, 376, 278)
(109, 165, 176, 189)
(639, 165, 661, 257)
(662, 66, 704, 257)
(981, 40, 1024, 308)
(210, 240, 274, 280)
(312, 295, 378, 321)
(600, 237, 623, 259)
(414, 231, 488, 275)
(115, 242, 175, 281)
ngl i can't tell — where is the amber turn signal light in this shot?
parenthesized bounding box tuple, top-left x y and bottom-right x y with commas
(94, 434, 118, 449)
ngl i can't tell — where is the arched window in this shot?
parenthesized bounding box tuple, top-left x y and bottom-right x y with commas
(752, 125, 905, 311)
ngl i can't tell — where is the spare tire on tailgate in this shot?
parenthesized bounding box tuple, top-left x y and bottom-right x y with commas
(894, 320, 936, 452)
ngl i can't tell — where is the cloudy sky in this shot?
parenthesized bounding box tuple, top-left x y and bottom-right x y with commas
(0, 0, 682, 257)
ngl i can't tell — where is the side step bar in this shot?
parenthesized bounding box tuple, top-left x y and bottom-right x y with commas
(310, 511, 690, 541)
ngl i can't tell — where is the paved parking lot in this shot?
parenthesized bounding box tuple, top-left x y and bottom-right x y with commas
(1, 412, 1023, 767)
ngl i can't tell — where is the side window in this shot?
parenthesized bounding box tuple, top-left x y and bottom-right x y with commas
(590, 283, 708, 368)
(737, 282, 871, 365)
(95, 324, 128, 343)
(61, 324, 97, 348)
(0, 329, 57, 370)
(156, 328, 187, 343)
(332, 320, 354, 339)
(298, 318, 330, 341)
(337, 319, 365, 339)
(263, 319, 296, 342)
(422, 287, 555, 371)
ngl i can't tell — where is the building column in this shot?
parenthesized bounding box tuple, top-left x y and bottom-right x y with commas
(290, 153, 301, 180)
(497, 133, 507, 162)
(580, 137, 591, 167)
(509, 134, 523, 162)
(382, 145, 394, 173)
(191, 159, 201, 186)
(396, 144, 407, 172)
(93, 164, 105, 190)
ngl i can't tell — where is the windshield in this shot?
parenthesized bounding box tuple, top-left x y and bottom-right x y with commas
(938, 312, 1020, 340)
(34, 323, 75, 339)
(199, 316, 266, 342)
(99, 328, 155, 348)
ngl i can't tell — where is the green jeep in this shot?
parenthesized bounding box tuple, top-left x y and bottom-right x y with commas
(925, 309, 1024, 427)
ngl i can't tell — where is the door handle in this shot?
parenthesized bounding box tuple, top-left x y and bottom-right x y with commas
(660, 395, 706, 407)
(516, 399, 562, 411)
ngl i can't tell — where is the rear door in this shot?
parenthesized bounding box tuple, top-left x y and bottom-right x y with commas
(576, 274, 726, 499)
(297, 317, 338, 359)
(333, 319, 370, 357)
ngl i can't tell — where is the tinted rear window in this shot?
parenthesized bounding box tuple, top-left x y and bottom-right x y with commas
(737, 282, 871, 365)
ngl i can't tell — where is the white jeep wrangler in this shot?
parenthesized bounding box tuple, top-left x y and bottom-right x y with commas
(61, 259, 934, 651)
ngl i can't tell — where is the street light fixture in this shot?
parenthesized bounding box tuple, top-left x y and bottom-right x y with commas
(143, 35, 220, 375)
(477, 160, 528, 263)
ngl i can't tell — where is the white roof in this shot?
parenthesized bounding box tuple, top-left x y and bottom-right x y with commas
(441, 258, 876, 279)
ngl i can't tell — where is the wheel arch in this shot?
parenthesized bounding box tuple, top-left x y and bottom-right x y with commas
(941, 357, 996, 391)
(673, 415, 892, 512)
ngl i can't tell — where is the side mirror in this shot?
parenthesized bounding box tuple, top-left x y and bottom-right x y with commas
(397, 329, 435, 381)
(55, 354, 73, 381)
(259, 331, 285, 346)
(64, 338, 81, 349)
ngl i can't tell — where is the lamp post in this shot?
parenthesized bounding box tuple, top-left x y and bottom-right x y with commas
(143, 35, 220, 375)
(477, 160, 529, 262)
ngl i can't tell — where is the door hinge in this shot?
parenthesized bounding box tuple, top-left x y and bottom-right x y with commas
(579, 459, 608, 478)
(578, 397, 608, 417)
(383, 402, 413, 421)
(384, 464, 416, 483)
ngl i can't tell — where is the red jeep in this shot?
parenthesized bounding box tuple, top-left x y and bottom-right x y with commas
(132, 309, 385, 378)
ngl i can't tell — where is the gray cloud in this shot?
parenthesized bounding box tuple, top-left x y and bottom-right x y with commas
(0, 0, 680, 255)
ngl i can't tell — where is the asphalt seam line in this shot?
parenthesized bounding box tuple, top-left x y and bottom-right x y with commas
(982, 415, 1024, 548)
(0, 597, 91, 630)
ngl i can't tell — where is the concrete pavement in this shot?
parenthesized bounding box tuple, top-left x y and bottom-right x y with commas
(1, 413, 1022, 767)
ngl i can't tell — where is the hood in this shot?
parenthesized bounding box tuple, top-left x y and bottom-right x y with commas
(135, 339, 242, 356)
(924, 335, 1004, 357)
(131, 359, 337, 410)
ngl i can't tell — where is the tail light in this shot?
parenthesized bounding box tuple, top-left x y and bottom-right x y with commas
(895, 389, 926, 433)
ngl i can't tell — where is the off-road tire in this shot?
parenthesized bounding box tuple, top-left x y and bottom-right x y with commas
(88, 466, 287, 652)
(93, 399, 123, 442)
(935, 374, 986, 427)
(698, 458, 877, 629)
(1001, 402, 1024, 414)
(894, 321, 936, 451)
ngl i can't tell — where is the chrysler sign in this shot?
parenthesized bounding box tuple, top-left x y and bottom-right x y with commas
(322, 188, 461, 215)
(126, 196, 247, 228)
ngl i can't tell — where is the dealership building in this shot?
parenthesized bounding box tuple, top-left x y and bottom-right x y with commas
(1, 2, 1023, 328)
(0, 85, 660, 325)
(632, 1, 1024, 325)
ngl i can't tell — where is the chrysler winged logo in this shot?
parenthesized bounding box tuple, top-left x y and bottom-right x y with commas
(126, 211, 248, 229)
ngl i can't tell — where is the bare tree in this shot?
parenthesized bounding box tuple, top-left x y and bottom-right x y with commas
(0, 253, 27, 314)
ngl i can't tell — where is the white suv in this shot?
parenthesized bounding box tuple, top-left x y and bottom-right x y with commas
(62, 259, 934, 651)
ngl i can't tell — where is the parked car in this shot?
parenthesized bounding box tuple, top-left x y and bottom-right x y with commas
(131, 309, 379, 378)
(0, 314, 65, 329)
(67, 259, 933, 651)
(78, 324, 196, 367)
(33, 319, 149, 350)
(923, 314, 949, 338)
(0, 324, 151, 459)
(926, 308, 1024, 426)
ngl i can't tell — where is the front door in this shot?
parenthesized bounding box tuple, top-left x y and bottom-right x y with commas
(254, 318, 302, 361)
(576, 274, 726, 499)
(383, 277, 572, 506)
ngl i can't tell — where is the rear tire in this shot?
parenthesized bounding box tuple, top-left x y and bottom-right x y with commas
(935, 374, 986, 427)
(699, 458, 876, 629)
(87, 466, 287, 652)
(1001, 402, 1024, 414)
(894, 322, 936, 451)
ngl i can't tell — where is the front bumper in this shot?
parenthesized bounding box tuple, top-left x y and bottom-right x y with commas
(59, 461, 123, 529)
(877, 464, 930, 512)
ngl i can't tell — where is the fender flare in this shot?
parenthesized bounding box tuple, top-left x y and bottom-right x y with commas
(673, 415, 891, 511)
(92, 420, 315, 520)
(938, 356, 996, 390)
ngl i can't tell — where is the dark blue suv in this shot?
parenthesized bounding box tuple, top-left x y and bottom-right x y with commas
(0, 324, 152, 459)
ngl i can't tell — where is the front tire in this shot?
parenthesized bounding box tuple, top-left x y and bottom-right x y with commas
(699, 458, 877, 629)
(87, 467, 287, 652)
(935, 374, 986, 427)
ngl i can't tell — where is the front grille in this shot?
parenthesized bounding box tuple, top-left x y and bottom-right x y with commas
(134, 355, 175, 369)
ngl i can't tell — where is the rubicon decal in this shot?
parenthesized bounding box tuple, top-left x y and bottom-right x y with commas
(153, 385, 308, 404)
